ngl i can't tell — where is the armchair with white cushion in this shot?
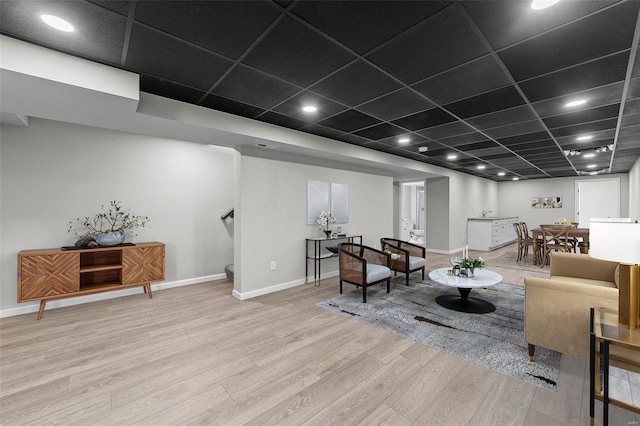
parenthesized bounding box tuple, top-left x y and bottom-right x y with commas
(338, 243, 391, 303)
(380, 237, 426, 286)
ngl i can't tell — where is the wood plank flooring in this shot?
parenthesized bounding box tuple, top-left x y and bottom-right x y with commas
(1, 244, 638, 425)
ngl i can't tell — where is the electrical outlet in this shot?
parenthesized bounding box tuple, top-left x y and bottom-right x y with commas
(270, 261, 276, 271)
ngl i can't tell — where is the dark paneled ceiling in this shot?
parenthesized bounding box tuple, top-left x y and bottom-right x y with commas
(2, 0, 639, 181)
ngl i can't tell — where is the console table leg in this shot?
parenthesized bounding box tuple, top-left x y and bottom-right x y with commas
(146, 284, 153, 299)
(37, 300, 46, 320)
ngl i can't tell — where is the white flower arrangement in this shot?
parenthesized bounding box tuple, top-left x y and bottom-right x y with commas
(317, 210, 337, 235)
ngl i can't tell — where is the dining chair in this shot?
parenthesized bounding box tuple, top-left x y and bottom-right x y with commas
(539, 224, 572, 267)
(513, 222, 537, 263)
(555, 222, 579, 253)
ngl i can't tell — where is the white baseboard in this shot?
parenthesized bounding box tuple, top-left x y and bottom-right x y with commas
(426, 247, 464, 255)
(0, 273, 227, 319)
(232, 270, 339, 300)
(232, 277, 305, 300)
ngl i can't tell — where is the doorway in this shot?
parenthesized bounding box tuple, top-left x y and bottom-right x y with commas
(400, 181, 426, 245)
(575, 178, 621, 227)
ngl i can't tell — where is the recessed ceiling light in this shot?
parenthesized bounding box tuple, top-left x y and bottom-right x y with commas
(587, 164, 597, 168)
(398, 137, 410, 144)
(565, 99, 587, 107)
(498, 172, 506, 176)
(477, 165, 486, 170)
(583, 152, 596, 158)
(589, 171, 599, 175)
(531, 0, 560, 10)
(302, 106, 317, 113)
(40, 14, 75, 32)
(512, 177, 520, 181)
(576, 135, 593, 141)
(418, 146, 428, 153)
(447, 154, 458, 160)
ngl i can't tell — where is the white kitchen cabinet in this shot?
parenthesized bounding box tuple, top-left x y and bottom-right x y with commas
(467, 217, 519, 251)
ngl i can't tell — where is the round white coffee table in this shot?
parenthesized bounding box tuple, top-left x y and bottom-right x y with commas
(428, 267, 503, 313)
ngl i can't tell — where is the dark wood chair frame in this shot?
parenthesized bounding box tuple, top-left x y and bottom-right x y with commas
(379, 238, 426, 286)
(338, 243, 391, 303)
(513, 222, 538, 263)
(539, 225, 572, 267)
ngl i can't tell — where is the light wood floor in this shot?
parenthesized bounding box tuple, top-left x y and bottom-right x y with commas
(1, 244, 638, 425)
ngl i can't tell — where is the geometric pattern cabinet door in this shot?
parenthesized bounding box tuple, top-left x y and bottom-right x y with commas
(122, 244, 165, 284)
(18, 253, 79, 301)
(18, 242, 164, 320)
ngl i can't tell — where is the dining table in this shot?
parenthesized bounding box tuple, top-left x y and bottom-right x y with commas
(530, 226, 590, 265)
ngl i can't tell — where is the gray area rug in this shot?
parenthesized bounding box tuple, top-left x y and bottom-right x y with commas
(318, 276, 560, 390)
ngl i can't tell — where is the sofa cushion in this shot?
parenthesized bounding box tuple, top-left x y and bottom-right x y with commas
(409, 256, 426, 270)
(366, 264, 390, 284)
(550, 275, 617, 289)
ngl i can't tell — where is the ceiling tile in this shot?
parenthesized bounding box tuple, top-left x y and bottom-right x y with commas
(0, 0, 127, 65)
(140, 76, 207, 104)
(357, 88, 434, 121)
(127, 23, 234, 91)
(519, 52, 630, 103)
(444, 86, 525, 119)
(212, 64, 300, 109)
(483, 119, 547, 139)
(291, 1, 450, 55)
(309, 60, 402, 106)
(134, 0, 280, 59)
(272, 91, 347, 122)
(242, 16, 355, 86)
(498, 2, 639, 81)
(412, 55, 511, 104)
(417, 121, 476, 140)
(463, 0, 618, 50)
(531, 82, 625, 118)
(392, 108, 457, 131)
(543, 104, 620, 129)
(317, 109, 381, 133)
(497, 131, 552, 146)
(200, 94, 266, 118)
(352, 123, 406, 140)
(550, 118, 618, 138)
(367, 5, 489, 84)
(87, 1, 130, 16)
(301, 123, 347, 140)
(465, 105, 538, 130)
(257, 111, 309, 130)
(438, 132, 489, 147)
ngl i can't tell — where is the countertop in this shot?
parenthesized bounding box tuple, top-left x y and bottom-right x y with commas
(467, 216, 518, 221)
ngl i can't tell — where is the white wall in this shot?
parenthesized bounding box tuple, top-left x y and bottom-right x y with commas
(0, 118, 234, 312)
(630, 158, 640, 220)
(234, 153, 393, 298)
(498, 174, 630, 226)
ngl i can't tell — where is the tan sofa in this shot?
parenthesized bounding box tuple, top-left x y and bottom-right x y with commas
(524, 251, 619, 360)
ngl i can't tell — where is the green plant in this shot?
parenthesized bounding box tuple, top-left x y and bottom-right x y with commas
(68, 200, 150, 238)
(460, 256, 485, 269)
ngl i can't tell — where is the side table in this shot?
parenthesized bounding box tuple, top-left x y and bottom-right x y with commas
(305, 235, 362, 286)
(590, 307, 640, 425)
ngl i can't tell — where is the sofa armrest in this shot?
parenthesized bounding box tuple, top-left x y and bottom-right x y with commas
(524, 275, 618, 359)
(549, 252, 618, 282)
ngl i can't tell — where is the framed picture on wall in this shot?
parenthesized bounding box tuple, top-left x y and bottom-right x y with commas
(531, 197, 542, 208)
(552, 197, 563, 208)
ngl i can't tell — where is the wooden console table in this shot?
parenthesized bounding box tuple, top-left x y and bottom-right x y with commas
(305, 235, 361, 286)
(18, 242, 165, 319)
